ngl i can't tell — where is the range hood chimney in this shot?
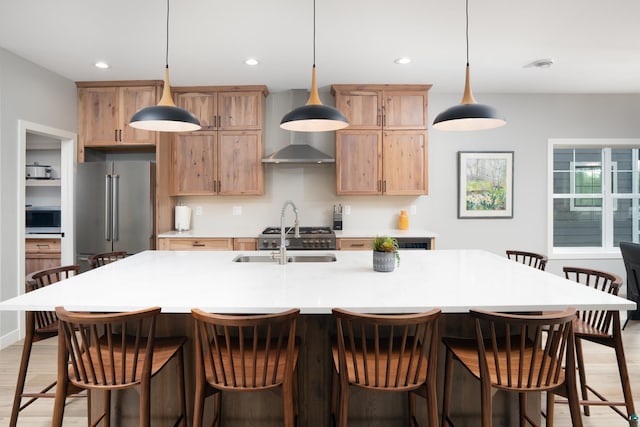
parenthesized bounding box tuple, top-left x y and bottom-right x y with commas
(263, 90, 336, 164)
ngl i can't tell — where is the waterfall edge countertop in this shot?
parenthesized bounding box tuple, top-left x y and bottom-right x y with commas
(0, 249, 634, 314)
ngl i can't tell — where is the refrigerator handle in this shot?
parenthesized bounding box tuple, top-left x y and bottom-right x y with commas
(105, 174, 112, 242)
(112, 174, 119, 242)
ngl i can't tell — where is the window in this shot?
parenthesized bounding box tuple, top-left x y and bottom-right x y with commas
(549, 139, 640, 256)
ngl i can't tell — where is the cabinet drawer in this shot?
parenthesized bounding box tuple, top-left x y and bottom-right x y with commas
(25, 238, 61, 254)
(159, 238, 233, 251)
(338, 238, 372, 251)
(233, 238, 258, 251)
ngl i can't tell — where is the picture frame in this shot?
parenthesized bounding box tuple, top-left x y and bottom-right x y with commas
(458, 151, 514, 218)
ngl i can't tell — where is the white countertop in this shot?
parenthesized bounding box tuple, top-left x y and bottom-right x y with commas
(334, 228, 438, 238)
(158, 228, 438, 239)
(0, 249, 633, 314)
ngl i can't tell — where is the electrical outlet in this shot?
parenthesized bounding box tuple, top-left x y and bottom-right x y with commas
(344, 205, 351, 215)
(232, 206, 242, 216)
(195, 206, 203, 216)
(410, 205, 417, 215)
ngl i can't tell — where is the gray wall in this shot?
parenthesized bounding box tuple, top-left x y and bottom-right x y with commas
(0, 48, 77, 345)
(1, 45, 640, 345)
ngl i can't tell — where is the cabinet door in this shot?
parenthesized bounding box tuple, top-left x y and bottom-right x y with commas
(171, 133, 217, 195)
(336, 131, 382, 195)
(338, 238, 372, 250)
(217, 131, 263, 195)
(382, 131, 428, 195)
(218, 92, 264, 130)
(79, 87, 119, 146)
(233, 238, 258, 250)
(383, 91, 429, 130)
(175, 92, 218, 130)
(335, 89, 381, 129)
(120, 86, 158, 145)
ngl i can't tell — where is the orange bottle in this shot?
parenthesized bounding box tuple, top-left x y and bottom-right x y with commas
(398, 210, 409, 230)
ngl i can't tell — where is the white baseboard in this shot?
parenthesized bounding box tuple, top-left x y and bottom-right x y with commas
(0, 329, 20, 350)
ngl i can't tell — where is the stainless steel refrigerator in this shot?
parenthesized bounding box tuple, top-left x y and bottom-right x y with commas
(76, 161, 155, 270)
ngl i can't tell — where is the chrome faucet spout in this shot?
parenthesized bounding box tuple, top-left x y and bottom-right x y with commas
(279, 200, 300, 264)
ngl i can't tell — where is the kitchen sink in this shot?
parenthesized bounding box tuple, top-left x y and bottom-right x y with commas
(232, 254, 336, 263)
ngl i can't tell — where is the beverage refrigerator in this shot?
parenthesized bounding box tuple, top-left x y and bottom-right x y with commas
(75, 161, 155, 271)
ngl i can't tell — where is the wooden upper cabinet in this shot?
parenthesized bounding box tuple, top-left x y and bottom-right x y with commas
(173, 86, 267, 131)
(77, 81, 161, 149)
(175, 92, 218, 130)
(333, 84, 430, 195)
(218, 91, 264, 130)
(336, 131, 382, 195)
(218, 131, 263, 195)
(334, 89, 381, 129)
(171, 133, 217, 195)
(332, 84, 431, 130)
(169, 85, 267, 197)
(170, 131, 263, 196)
(382, 131, 428, 195)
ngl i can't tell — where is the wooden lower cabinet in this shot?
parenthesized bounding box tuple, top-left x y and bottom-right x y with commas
(337, 238, 372, 250)
(233, 238, 258, 251)
(158, 237, 233, 251)
(25, 238, 61, 274)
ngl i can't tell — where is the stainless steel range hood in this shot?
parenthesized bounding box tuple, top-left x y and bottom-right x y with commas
(262, 144, 335, 164)
(263, 89, 336, 164)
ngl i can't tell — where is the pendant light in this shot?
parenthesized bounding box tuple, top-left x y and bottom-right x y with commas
(129, 0, 201, 132)
(280, 0, 348, 132)
(432, 0, 506, 131)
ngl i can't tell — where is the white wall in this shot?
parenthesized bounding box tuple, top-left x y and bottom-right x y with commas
(0, 48, 77, 345)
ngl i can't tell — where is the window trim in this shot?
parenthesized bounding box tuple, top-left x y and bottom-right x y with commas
(547, 138, 640, 259)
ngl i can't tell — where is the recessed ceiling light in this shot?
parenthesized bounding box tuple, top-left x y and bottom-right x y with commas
(245, 58, 259, 66)
(524, 58, 554, 69)
(394, 57, 412, 65)
(94, 61, 110, 69)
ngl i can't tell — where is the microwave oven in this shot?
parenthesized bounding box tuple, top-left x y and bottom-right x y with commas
(26, 206, 61, 232)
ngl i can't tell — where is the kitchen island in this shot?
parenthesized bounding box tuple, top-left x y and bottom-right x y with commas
(1, 249, 634, 426)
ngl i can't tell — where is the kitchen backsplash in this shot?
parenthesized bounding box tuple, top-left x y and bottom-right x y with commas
(178, 166, 429, 236)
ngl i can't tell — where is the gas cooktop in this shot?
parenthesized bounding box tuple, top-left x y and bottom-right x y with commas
(258, 226, 336, 250)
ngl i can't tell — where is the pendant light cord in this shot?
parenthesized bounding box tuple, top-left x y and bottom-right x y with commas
(312, 0, 316, 67)
(165, 0, 170, 68)
(465, 0, 469, 67)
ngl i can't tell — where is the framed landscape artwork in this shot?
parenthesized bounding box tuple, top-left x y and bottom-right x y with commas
(458, 151, 514, 218)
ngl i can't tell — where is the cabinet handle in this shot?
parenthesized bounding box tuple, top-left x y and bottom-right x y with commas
(192, 242, 206, 247)
(212, 115, 217, 128)
(382, 106, 386, 127)
(217, 180, 221, 193)
(351, 243, 365, 247)
(377, 180, 382, 192)
(377, 111, 381, 127)
(218, 115, 222, 128)
(114, 129, 118, 141)
(383, 180, 387, 193)
(119, 129, 123, 141)
(36, 244, 50, 249)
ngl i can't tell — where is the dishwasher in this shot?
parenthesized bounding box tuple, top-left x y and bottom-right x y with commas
(395, 237, 432, 250)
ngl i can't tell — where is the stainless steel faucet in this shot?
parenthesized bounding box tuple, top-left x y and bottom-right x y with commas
(278, 200, 300, 264)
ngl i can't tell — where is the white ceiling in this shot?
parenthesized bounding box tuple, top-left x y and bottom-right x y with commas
(1, 0, 639, 94)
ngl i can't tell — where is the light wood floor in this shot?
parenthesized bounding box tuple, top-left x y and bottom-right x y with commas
(1, 320, 639, 426)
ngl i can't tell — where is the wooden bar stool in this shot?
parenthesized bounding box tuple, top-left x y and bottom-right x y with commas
(191, 308, 300, 427)
(442, 308, 583, 427)
(331, 308, 441, 427)
(51, 306, 187, 427)
(506, 250, 548, 270)
(88, 251, 127, 269)
(555, 267, 636, 419)
(9, 265, 83, 427)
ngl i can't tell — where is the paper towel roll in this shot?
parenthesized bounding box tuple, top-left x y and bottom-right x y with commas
(175, 206, 192, 231)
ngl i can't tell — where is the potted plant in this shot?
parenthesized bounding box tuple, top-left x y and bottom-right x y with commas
(372, 236, 400, 272)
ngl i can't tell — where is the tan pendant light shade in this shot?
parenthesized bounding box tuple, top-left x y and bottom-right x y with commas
(280, 0, 348, 132)
(129, 0, 201, 133)
(432, 0, 505, 131)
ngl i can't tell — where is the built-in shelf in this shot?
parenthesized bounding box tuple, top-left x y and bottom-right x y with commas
(25, 179, 61, 187)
